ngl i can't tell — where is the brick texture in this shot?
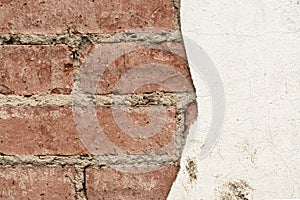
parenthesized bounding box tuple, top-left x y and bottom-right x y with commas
(185, 102, 198, 128)
(86, 165, 179, 200)
(0, 45, 73, 95)
(96, 106, 176, 154)
(0, 0, 176, 34)
(80, 44, 195, 94)
(0, 166, 76, 199)
(0, 0, 198, 199)
(0, 105, 176, 155)
(0, 106, 87, 155)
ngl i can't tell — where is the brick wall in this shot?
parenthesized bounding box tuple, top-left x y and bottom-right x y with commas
(0, 0, 196, 199)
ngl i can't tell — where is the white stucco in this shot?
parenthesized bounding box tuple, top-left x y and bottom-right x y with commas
(168, 0, 300, 199)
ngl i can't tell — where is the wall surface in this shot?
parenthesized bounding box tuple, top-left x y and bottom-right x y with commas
(168, 0, 300, 199)
(0, 0, 299, 199)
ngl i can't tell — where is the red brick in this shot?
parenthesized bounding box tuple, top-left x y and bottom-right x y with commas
(86, 165, 179, 200)
(0, 45, 73, 95)
(0, 105, 176, 156)
(79, 44, 195, 94)
(96, 106, 176, 154)
(0, 0, 176, 34)
(0, 166, 76, 199)
(185, 102, 198, 128)
(0, 106, 88, 155)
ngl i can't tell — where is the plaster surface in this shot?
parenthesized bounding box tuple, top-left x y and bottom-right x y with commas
(168, 0, 300, 199)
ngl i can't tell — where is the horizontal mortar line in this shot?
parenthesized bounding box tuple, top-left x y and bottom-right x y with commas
(0, 155, 179, 168)
(0, 92, 196, 107)
(0, 31, 183, 46)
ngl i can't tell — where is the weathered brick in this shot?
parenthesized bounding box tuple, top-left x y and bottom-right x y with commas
(0, 0, 176, 34)
(185, 102, 198, 128)
(0, 45, 73, 95)
(86, 165, 179, 200)
(0, 106, 88, 155)
(96, 106, 176, 154)
(0, 105, 176, 155)
(0, 166, 76, 199)
(79, 44, 195, 94)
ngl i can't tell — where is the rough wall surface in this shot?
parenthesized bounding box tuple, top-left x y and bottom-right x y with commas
(0, 0, 197, 199)
(168, 0, 300, 199)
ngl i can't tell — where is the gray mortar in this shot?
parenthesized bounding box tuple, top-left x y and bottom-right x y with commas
(0, 92, 194, 107)
(0, 31, 182, 47)
(172, 0, 182, 29)
(74, 167, 87, 200)
(0, 155, 179, 168)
